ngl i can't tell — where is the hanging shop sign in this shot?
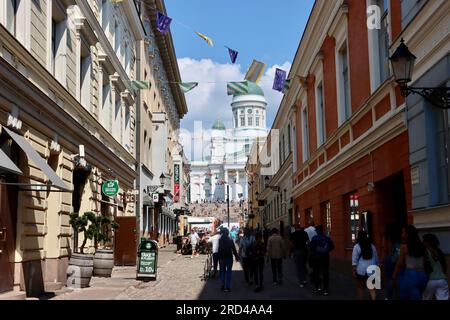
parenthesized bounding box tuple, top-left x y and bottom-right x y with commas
(102, 180, 119, 198)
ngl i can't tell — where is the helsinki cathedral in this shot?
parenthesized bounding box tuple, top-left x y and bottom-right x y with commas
(189, 81, 268, 203)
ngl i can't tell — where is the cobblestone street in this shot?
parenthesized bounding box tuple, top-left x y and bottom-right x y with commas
(50, 245, 362, 300)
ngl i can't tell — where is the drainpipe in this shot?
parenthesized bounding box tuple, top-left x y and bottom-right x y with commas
(135, 40, 142, 249)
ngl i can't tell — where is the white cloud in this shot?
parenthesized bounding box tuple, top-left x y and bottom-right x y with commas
(177, 58, 291, 159)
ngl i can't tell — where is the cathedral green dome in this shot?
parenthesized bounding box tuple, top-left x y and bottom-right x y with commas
(233, 81, 264, 97)
(212, 119, 226, 130)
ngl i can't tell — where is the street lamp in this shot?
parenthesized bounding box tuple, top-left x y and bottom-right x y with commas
(159, 173, 166, 187)
(389, 39, 449, 109)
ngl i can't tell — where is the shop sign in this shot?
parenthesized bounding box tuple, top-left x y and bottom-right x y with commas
(102, 180, 119, 197)
(174, 164, 180, 183)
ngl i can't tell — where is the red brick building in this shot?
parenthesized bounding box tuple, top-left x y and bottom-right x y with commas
(289, 0, 411, 272)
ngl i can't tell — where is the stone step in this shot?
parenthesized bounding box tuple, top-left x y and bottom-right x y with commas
(44, 282, 63, 292)
(0, 290, 27, 300)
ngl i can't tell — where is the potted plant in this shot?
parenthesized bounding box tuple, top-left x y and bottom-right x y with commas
(92, 215, 119, 277)
(67, 211, 97, 288)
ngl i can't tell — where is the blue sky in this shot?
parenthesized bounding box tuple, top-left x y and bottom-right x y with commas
(164, 0, 314, 158)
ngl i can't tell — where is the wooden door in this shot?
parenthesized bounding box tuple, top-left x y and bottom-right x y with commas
(114, 216, 137, 266)
(0, 179, 17, 293)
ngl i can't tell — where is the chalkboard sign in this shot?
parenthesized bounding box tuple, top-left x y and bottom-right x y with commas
(137, 240, 158, 279)
(139, 252, 156, 274)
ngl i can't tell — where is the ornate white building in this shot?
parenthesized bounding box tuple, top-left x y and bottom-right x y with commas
(190, 81, 268, 203)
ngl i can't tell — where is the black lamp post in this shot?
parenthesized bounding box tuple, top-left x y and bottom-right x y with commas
(389, 39, 449, 109)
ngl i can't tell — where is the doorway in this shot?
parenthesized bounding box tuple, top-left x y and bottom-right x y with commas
(114, 216, 137, 266)
(376, 171, 408, 228)
(71, 167, 89, 252)
(0, 136, 19, 293)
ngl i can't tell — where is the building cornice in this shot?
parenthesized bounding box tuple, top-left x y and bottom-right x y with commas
(0, 57, 136, 185)
(144, 0, 188, 118)
(292, 107, 407, 198)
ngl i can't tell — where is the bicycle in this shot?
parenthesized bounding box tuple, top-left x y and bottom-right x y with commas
(202, 245, 213, 281)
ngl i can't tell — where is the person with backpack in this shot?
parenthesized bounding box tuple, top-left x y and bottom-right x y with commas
(422, 234, 448, 300)
(309, 225, 335, 296)
(218, 228, 240, 292)
(267, 228, 285, 285)
(252, 231, 266, 292)
(239, 228, 256, 286)
(392, 225, 428, 300)
(352, 231, 379, 300)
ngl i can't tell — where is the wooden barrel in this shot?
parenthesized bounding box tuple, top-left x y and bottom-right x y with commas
(93, 249, 114, 277)
(67, 253, 93, 288)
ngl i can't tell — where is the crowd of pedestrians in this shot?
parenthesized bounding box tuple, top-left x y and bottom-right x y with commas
(192, 222, 448, 300)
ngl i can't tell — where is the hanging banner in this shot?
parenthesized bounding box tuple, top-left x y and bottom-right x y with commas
(179, 82, 198, 93)
(245, 60, 266, 84)
(156, 11, 172, 35)
(174, 164, 180, 203)
(273, 68, 287, 92)
(227, 81, 249, 95)
(195, 32, 214, 46)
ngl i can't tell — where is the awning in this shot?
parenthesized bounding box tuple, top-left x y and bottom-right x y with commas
(2, 127, 70, 191)
(143, 193, 154, 207)
(0, 148, 22, 175)
(161, 207, 176, 219)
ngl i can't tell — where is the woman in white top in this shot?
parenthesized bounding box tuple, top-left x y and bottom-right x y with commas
(352, 231, 379, 300)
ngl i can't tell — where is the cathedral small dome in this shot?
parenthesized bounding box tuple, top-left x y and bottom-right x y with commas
(212, 119, 226, 130)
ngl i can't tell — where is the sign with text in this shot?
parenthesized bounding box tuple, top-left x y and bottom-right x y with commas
(174, 164, 180, 203)
(102, 180, 119, 198)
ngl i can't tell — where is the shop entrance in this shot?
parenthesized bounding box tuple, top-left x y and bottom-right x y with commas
(114, 216, 137, 266)
(0, 136, 19, 293)
(71, 167, 89, 252)
(377, 171, 408, 229)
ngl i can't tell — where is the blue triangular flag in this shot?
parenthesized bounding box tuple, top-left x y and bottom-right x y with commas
(226, 47, 238, 64)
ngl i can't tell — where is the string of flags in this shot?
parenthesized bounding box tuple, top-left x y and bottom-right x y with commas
(109, 2, 293, 96)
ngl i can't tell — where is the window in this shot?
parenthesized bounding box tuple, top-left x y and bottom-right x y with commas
(287, 124, 292, 153)
(125, 43, 131, 75)
(114, 21, 121, 59)
(102, 82, 111, 132)
(101, 0, 109, 30)
(50, 2, 68, 80)
(305, 208, 313, 224)
(234, 112, 238, 127)
(320, 201, 331, 236)
(316, 83, 326, 146)
(4, 0, 27, 46)
(338, 43, 351, 124)
(378, 0, 390, 83)
(282, 134, 286, 162)
(278, 139, 282, 168)
(80, 37, 92, 109)
(240, 116, 245, 127)
(124, 106, 131, 151)
(345, 192, 360, 244)
(255, 116, 260, 127)
(248, 116, 253, 126)
(114, 95, 122, 141)
(301, 107, 309, 161)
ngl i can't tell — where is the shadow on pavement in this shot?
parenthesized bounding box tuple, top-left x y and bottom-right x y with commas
(197, 258, 365, 300)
